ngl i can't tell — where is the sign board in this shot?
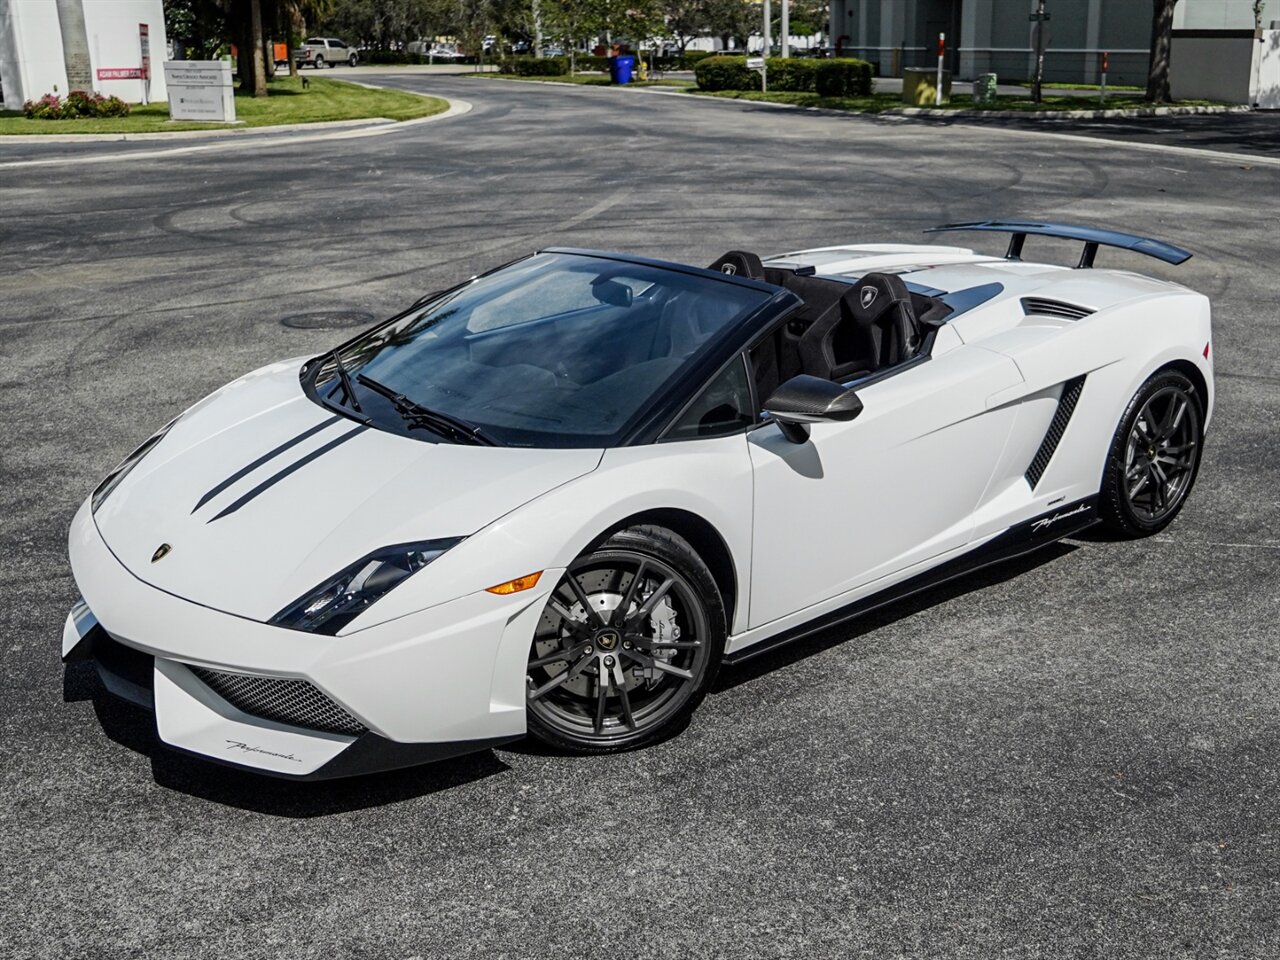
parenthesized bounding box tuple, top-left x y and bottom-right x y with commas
(139, 23, 151, 103)
(746, 57, 765, 70)
(163, 61, 237, 122)
(97, 67, 145, 80)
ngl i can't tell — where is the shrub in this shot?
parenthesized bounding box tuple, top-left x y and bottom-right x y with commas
(510, 56, 569, 76)
(815, 58, 873, 96)
(765, 57, 816, 92)
(694, 55, 760, 92)
(679, 50, 716, 70)
(22, 90, 130, 119)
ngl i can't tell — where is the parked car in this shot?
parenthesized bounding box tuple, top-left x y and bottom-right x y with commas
(406, 40, 465, 61)
(293, 37, 358, 69)
(64, 221, 1212, 779)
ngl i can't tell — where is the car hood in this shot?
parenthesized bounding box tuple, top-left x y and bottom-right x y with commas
(93, 360, 603, 622)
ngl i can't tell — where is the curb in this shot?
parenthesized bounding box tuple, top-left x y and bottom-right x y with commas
(0, 98, 471, 168)
(0, 116, 398, 144)
(884, 104, 1251, 120)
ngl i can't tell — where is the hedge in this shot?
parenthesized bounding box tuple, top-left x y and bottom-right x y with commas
(692, 55, 761, 91)
(507, 56, 569, 76)
(694, 55, 872, 96)
(498, 50, 716, 74)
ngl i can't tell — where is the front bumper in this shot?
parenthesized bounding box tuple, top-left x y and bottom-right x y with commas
(66, 499, 560, 778)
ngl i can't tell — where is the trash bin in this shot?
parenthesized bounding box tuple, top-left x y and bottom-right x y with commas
(611, 55, 636, 85)
(973, 72, 998, 106)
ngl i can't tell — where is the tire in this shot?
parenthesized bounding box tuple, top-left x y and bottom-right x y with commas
(1098, 368, 1204, 538)
(525, 525, 726, 754)
(314, 56, 325, 69)
(348, 55, 358, 67)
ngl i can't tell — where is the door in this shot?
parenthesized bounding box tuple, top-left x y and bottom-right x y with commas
(746, 344, 1023, 629)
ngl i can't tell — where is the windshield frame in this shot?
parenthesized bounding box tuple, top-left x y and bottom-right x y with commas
(299, 249, 799, 449)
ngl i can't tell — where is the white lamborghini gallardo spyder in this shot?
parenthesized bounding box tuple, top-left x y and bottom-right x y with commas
(65, 221, 1213, 779)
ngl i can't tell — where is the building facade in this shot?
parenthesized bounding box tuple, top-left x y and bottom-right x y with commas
(0, 0, 169, 108)
(826, 0, 1266, 85)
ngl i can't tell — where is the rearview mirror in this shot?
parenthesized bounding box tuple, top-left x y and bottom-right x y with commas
(763, 374, 863, 443)
(592, 278, 634, 309)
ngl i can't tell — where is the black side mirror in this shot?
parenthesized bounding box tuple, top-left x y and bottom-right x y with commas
(763, 374, 863, 443)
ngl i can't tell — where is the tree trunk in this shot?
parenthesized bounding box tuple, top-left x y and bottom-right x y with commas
(264, 33, 276, 79)
(246, 0, 269, 96)
(1146, 0, 1178, 103)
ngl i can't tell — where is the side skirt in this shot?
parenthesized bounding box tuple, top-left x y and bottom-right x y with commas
(724, 496, 1099, 666)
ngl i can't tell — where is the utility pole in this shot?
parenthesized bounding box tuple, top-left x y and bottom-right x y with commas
(781, 0, 789, 57)
(1030, 0, 1049, 104)
(763, 0, 773, 59)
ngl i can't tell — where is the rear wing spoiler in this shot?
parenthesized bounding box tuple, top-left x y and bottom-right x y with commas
(925, 220, 1193, 268)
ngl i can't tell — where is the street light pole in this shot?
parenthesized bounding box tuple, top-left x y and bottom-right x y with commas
(763, 0, 772, 60)
(781, 0, 789, 57)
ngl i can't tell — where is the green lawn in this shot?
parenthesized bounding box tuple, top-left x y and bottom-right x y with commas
(692, 89, 1226, 113)
(0, 75, 447, 135)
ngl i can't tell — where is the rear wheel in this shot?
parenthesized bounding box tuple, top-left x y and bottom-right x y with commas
(525, 526, 725, 753)
(1098, 369, 1203, 537)
(314, 55, 326, 69)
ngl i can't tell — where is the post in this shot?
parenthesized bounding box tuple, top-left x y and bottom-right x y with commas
(763, 0, 772, 61)
(936, 32, 945, 106)
(1031, 0, 1047, 104)
(781, 0, 790, 57)
(533, 0, 543, 57)
(1099, 49, 1108, 105)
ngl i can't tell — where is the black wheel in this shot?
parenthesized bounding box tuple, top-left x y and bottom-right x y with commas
(314, 55, 326, 69)
(348, 55, 357, 67)
(526, 525, 725, 753)
(1098, 369, 1203, 537)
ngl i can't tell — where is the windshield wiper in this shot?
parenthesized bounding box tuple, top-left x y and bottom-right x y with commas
(329, 350, 363, 414)
(356, 374, 494, 446)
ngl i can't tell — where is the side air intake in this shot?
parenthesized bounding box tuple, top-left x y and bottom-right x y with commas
(1026, 376, 1086, 488)
(1021, 297, 1094, 321)
(190, 667, 367, 736)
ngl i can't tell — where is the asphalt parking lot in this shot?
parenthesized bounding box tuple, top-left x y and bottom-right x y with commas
(2, 76, 1278, 959)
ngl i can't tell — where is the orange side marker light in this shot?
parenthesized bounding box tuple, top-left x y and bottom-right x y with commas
(486, 571, 543, 595)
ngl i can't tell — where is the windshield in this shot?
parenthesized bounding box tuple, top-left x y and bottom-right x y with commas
(314, 252, 772, 447)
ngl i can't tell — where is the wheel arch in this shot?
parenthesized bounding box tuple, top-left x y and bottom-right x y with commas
(1161, 358, 1209, 416)
(596, 508, 738, 630)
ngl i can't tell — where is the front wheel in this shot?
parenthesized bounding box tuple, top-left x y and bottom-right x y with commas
(1098, 369, 1204, 537)
(526, 526, 725, 753)
(348, 55, 358, 67)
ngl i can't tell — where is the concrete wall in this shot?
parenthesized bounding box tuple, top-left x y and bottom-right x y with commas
(0, 0, 167, 105)
(1172, 29, 1280, 106)
(0, 0, 69, 105)
(81, 0, 169, 101)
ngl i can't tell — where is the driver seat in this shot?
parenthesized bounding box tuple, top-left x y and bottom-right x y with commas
(798, 272, 923, 382)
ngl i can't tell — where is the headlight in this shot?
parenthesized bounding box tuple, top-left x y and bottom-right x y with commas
(269, 538, 463, 635)
(91, 419, 178, 513)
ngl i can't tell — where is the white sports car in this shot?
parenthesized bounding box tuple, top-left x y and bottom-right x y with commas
(64, 221, 1213, 779)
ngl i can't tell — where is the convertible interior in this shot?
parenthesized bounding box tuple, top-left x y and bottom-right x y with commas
(706, 250, 954, 400)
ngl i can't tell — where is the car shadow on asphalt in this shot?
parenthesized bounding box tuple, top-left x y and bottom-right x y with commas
(62, 663, 510, 817)
(713, 540, 1079, 692)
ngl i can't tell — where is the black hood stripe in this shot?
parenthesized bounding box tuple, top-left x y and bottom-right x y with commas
(206, 425, 366, 523)
(192, 415, 342, 514)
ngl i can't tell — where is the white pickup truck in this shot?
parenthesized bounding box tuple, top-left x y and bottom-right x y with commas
(293, 37, 358, 69)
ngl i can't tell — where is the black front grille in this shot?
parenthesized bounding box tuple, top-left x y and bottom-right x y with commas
(190, 668, 366, 736)
(1021, 297, 1095, 321)
(1026, 376, 1086, 488)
